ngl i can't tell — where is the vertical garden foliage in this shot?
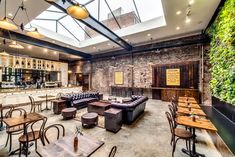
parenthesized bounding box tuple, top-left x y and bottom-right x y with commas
(208, 0, 235, 105)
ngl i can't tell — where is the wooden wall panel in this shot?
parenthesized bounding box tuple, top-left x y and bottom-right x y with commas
(152, 61, 199, 89)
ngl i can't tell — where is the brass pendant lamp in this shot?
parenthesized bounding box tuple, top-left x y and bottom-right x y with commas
(67, 3, 89, 19)
(26, 27, 44, 39)
(0, 0, 18, 30)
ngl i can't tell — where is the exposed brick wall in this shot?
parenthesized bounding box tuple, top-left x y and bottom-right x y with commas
(82, 44, 212, 105)
(84, 11, 139, 39)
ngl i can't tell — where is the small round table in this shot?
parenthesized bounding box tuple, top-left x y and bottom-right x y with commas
(61, 107, 77, 119)
(81, 112, 98, 128)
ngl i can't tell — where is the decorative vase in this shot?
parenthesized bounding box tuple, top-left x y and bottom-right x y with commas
(74, 136, 79, 152)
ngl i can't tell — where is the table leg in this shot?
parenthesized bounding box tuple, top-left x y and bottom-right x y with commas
(42, 95, 51, 111)
(181, 128, 205, 157)
(8, 124, 33, 156)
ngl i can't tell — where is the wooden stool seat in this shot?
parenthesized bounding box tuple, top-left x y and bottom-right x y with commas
(174, 128, 192, 138)
(61, 108, 77, 119)
(81, 112, 98, 128)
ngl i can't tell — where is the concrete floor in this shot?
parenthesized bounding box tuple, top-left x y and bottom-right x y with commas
(0, 97, 222, 157)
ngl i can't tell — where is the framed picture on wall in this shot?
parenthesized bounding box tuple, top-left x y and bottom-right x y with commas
(166, 69, 180, 86)
(114, 71, 124, 85)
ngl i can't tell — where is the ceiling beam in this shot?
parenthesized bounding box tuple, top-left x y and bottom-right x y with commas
(0, 29, 92, 59)
(45, 0, 133, 51)
(92, 34, 210, 60)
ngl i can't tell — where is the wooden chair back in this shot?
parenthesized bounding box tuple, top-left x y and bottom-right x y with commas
(108, 146, 117, 157)
(5, 108, 26, 118)
(43, 124, 65, 145)
(24, 117, 47, 142)
(165, 112, 175, 135)
(29, 96, 35, 105)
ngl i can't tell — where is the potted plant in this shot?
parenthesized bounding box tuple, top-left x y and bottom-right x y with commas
(74, 126, 83, 152)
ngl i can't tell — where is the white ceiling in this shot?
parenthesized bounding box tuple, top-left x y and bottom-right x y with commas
(0, 0, 221, 58)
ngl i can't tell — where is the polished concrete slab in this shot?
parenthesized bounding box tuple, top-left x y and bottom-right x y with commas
(0, 97, 222, 157)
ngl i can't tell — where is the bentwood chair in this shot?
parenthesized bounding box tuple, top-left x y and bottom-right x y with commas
(165, 112, 192, 157)
(29, 96, 42, 113)
(42, 124, 65, 145)
(108, 146, 117, 157)
(4, 107, 24, 152)
(18, 117, 47, 157)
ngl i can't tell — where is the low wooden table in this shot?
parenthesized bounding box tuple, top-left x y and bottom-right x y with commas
(38, 134, 104, 157)
(52, 99, 66, 114)
(177, 116, 217, 157)
(104, 108, 122, 133)
(88, 101, 111, 115)
(81, 113, 98, 128)
(177, 107, 206, 116)
(61, 108, 77, 119)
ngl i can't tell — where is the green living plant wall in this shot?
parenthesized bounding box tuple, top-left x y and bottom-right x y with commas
(208, 0, 235, 105)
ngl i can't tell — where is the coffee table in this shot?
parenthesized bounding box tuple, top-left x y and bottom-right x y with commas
(88, 101, 111, 115)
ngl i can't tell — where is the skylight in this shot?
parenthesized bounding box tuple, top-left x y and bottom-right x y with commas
(29, 0, 164, 45)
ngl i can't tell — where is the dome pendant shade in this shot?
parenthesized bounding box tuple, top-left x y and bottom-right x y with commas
(0, 50, 9, 56)
(26, 28, 44, 39)
(67, 4, 89, 19)
(0, 17, 18, 30)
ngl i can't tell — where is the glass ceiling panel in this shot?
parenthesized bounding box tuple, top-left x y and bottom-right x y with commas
(29, 0, 164, 43)
(36, 11, 65, 20)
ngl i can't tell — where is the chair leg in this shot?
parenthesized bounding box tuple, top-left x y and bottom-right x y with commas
(19, 143, 22, 157)
(186, 140, 189, 151)
(35, 140, 38, 150)
(9, 134, 12, 152)
(5, 134, 9, 147)
(26, 142, 29, 157)
(172, 138, 180, 157)
(170, 134, 173, 145)
(30, 105, 33, 113)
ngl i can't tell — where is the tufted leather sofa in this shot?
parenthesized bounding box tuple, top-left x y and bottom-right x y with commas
(111, 95, 148, 124)
(61, 92, 100, 109)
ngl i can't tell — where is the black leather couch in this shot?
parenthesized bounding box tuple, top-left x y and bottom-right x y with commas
(61, 92, 100, 109)
(111, 95, 148, 124)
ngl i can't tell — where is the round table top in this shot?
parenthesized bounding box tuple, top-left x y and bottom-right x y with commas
(82, 112, 98, 119)
(62, 107, 77, 112)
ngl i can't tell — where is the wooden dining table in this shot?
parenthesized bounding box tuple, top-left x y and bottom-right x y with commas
(178, 97, 198, 104)
(177, 107, 206, 117)
(176, 116, 217, 157)
(3, 112, 46, 155)
(38, 134, 104, 157)
(177, 102, 201, 109)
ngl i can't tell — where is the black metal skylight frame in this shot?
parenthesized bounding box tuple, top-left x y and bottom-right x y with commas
(34, 9, 92, 42)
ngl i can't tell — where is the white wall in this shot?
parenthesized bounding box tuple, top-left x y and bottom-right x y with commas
(60, 62, 68, 86)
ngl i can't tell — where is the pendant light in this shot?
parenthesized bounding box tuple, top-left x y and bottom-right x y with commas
(9, 41, 24, 49)
(0, 0, 18, 30)
(67, 4, 89, 19)
(0, 50, 9, 56)
(26, 27, 44, 39)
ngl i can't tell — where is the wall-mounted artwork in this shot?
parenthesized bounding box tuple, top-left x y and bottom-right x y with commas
(166, 69, 180, 86)
(114, 71, 124, 85)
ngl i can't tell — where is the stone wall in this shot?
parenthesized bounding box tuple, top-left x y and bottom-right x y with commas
(82, 44, 212, 105)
